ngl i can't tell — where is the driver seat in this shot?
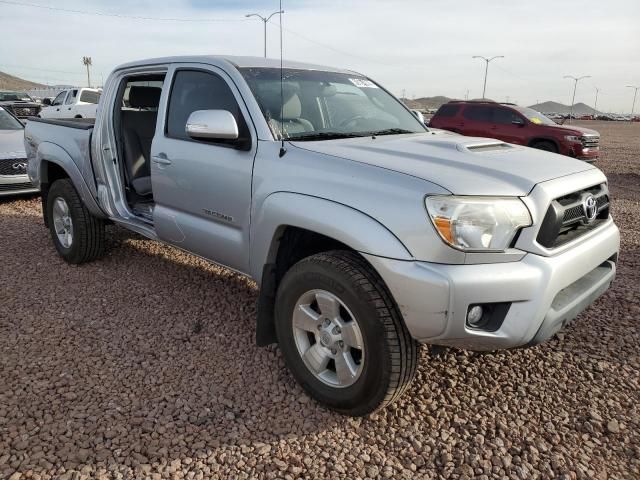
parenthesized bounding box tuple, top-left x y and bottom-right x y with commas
(263, 89, 314, 138)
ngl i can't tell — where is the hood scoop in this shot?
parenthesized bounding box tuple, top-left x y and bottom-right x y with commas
(464, 142, 514, 153)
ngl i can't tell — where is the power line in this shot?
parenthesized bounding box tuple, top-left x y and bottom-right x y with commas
(0, 0, 248, 22)
(269, 22, 389, 66)
(0, 63, 85, 76)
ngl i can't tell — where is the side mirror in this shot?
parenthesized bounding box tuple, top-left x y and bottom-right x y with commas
(412, 109, 425, 124)
(42, 98, 52, 106)
(186, 110, 239, 140)
(512, 118, 525, 126)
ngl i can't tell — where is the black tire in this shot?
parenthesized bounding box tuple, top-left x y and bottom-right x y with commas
(274, 250, 419, 416)
(46, 178, 105, 264)
(531, 140, 558, 153)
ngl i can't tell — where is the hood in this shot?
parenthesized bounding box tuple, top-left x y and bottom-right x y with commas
(548, 123, 599, 136)
(0, 129, 27, 159)
(291, 132, 596, 196)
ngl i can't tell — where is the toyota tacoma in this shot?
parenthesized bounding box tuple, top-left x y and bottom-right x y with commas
(24, 56, 619, 415)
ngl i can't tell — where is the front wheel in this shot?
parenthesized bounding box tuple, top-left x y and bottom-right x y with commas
(46, 179, 105, 264)
(275, 251, 418, 416)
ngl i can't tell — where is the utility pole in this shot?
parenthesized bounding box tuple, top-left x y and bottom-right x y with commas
(245, 10, 284, 58)
(563, 75, 590, 123)
(627, 85, 639, 119)
(82, 56, 92, 88)
(472, 55, 504, 99)
(593, 87, 600, 116)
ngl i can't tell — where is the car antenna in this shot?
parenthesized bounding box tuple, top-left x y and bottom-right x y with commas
(278, 0, 287, 158)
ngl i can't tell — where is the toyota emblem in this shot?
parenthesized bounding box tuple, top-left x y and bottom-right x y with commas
(583, 195, 598, 223)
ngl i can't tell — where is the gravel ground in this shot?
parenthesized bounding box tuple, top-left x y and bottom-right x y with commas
(1, 121, 638, 479)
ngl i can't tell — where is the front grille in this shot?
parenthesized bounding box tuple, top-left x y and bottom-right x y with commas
(537, 183, 610, 248)
(0, 158, 27, 176)
(581, 135, 600, 148)
(9, 106, 39, 118)
(0, 182, 35, 192)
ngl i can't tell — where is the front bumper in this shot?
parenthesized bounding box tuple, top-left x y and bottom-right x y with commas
(0, 174, 40, 197)
(364, 219, 619, 350)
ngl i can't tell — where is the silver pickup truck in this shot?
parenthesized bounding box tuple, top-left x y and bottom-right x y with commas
(25, 56, 620, 416)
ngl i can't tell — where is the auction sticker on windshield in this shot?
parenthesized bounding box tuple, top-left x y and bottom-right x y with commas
(349, 78, 379, 88)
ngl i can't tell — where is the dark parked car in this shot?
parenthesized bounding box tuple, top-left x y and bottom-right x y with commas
(429, 101, 600, 162)
(0, 91, 41, 120)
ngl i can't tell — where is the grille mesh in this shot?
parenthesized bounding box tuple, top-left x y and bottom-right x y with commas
(0, 158, 27, 176)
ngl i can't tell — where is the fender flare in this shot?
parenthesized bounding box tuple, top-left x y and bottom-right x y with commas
(249, 191, 413, 281)
(37, 142, 105, 218)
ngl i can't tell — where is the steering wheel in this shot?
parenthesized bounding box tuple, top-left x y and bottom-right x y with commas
(338, 115, 367, 128)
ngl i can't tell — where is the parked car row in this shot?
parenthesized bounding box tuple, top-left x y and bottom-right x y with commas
(21, 55, 619, 415)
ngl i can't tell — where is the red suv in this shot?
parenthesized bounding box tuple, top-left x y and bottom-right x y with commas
(429, 101, 599, 162)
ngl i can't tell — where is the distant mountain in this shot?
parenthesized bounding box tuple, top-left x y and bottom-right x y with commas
(0, 71, 46, 91)
(402, 96, 454, 111)
(528, 101, 600, 115)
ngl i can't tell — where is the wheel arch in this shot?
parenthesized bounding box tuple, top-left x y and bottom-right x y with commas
(528, 136, 560, 151)
(37, 142, 105, 223)
(251, 192, 413, 346)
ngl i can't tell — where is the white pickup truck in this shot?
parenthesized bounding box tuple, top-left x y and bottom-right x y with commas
(24, 56, 619, 415)
(39, 88, 101, 119)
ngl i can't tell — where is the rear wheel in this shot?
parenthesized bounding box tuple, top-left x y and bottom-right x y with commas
(531, 140, 558, 153)
(46, 179, 105, 264)
(274, 250, 418, 416)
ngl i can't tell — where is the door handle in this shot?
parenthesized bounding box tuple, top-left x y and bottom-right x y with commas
(152, 155, 172, 166)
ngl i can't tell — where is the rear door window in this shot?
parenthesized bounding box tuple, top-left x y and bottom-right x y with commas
(434, 104, 460, 118)
(64, 90, 78, 105)
(463, 106, 491, 122)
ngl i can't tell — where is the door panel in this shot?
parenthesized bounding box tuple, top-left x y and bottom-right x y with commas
(460, 105, 492, 137)
(490, 107, 527, 145)
(150, 66, 256, 273)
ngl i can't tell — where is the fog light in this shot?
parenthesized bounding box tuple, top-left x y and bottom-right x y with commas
(467, 305, 484, 327)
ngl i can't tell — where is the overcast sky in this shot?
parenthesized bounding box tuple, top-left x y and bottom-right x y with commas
(3, 0, 640, 112)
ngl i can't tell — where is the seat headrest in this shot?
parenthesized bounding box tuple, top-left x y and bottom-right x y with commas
(128, 86, 161, 108)
(257, 82, 302, 120)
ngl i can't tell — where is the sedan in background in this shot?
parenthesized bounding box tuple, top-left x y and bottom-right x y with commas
(0, 107, 38, 196)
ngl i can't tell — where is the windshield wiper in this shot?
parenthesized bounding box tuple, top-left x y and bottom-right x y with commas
(365, 128, 417, 136)
(288, 132, 366, 141)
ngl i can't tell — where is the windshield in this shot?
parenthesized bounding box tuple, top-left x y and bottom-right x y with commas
(0, 107, 24, 130)
(513, 106, 557, 126)
(240, 68, 426, 140)
(0, 91, 33, 102)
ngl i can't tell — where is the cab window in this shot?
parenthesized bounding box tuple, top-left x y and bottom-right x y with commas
(166, 69, 249, 145)
(52, 91, 67, 106)
(492, 107, 523, 125)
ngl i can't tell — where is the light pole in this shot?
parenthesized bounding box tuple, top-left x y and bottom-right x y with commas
(245, 11, 284, 58)
(593, 87, 600, 116)
(472, 55, 504, 99)
(563, 75, 590, 123)
(627, 85, 639, 119)
(82, 56, 92, 88)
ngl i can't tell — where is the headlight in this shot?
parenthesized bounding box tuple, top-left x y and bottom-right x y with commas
(425, 196, 532, 251)
(565, 135, 582, 142)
